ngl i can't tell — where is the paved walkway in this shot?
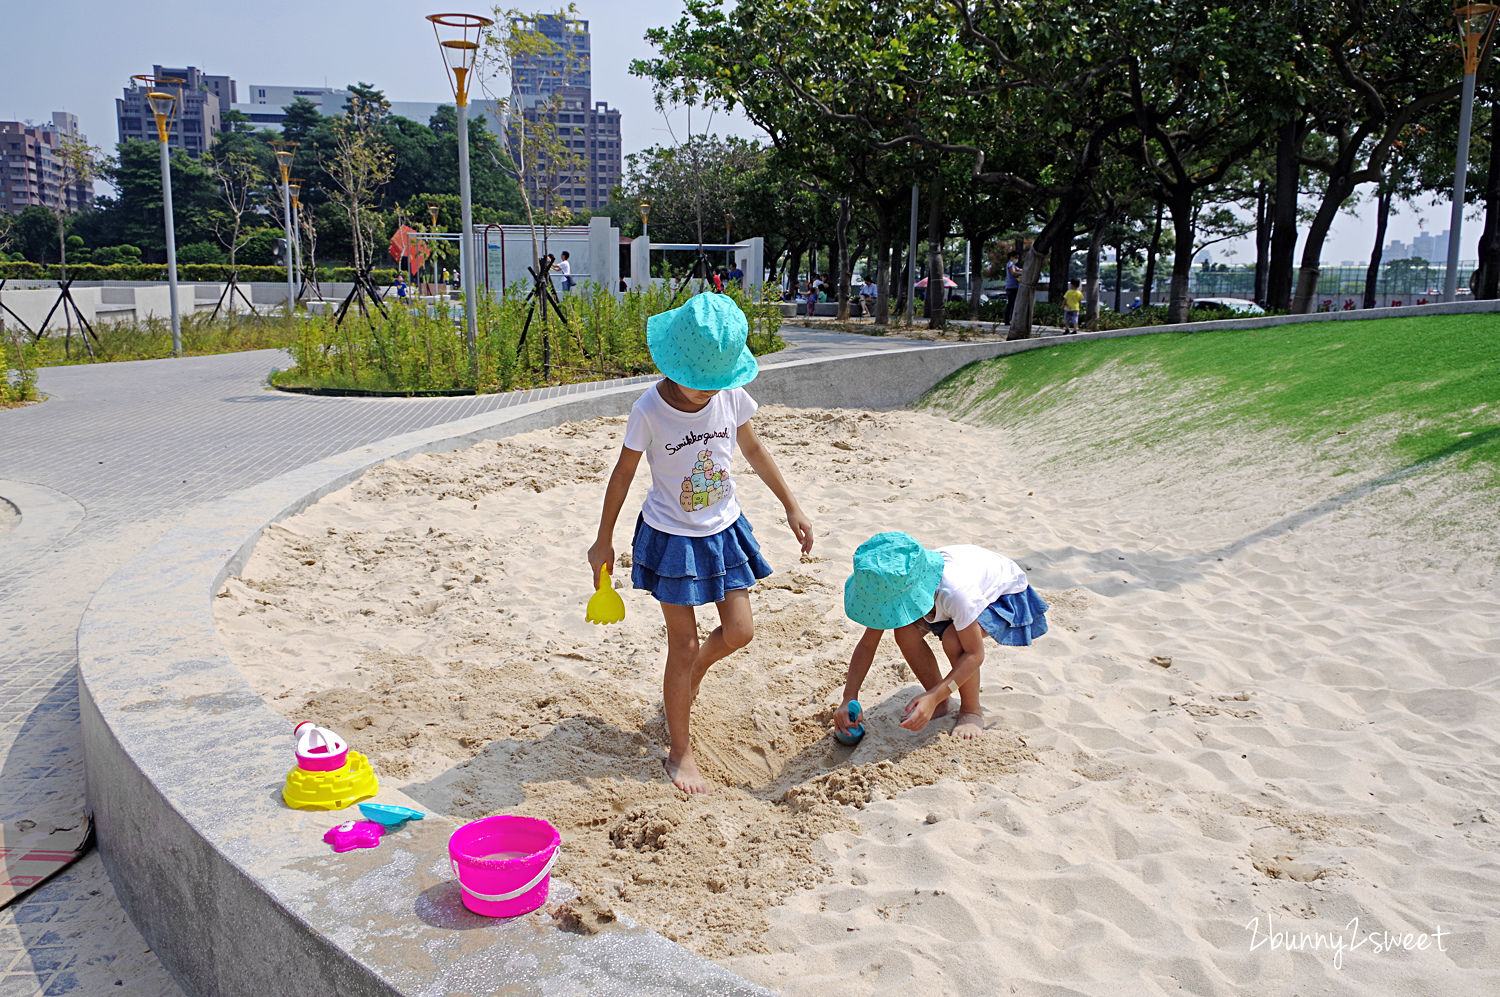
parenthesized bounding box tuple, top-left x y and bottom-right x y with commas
(0, 327, 922, 996)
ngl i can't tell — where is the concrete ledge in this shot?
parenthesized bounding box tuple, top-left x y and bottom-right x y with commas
(76, 340, 1020, 997)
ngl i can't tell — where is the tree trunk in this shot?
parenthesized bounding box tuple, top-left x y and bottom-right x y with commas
(1085, 219, 1107, 327)
(1048, 200, 1077, 303)
(1476, 93, 1500, 300)
(56, 215, 68, 283)
(1142, 203, 1163, 306)
(926, 173, 947, 331)
(1363, 185, 1392, 309)
(1253, 180, 1270, 306)
(1292, 175, 1357, 314)
(876, 221, 892, 325)
(1007, 246, 1046, 340)
(788, 246, 803, 306)
(1166, 189, 1195, 324)
(836, 197, 851, 321)
(1008, 202, 1072, 340)
(891, 238, 906, 321)
(1266, 118, 1305, 311)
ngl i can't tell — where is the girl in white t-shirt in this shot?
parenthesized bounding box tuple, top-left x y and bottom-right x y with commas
(589, 293, 813, 794)
(839, 531, 1048, 739)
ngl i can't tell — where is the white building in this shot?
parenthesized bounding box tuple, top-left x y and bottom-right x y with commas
(233, 84, 508, 136)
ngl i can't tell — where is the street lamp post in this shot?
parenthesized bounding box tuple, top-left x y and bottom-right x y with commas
(1446, 1, 1499, 301)
(640, 201, 650, 243)
(428, 12, 493, 381)
(428, 202, 440, 294)
(289, 181, 303, 294)
(725, 212, 733, 268)
(269, 141, 298, 312)
(135, 75, 184, 355)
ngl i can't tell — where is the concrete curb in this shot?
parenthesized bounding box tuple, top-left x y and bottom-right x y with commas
(75, 340, 1022, 997)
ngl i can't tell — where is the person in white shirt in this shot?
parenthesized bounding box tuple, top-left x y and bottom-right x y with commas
(839, 532, 1049, 739)
(858, 277, 878, 316)
(589, 292, 813, 794)
(553, 251, 574, 292)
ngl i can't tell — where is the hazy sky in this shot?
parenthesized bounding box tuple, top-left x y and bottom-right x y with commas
(4, 0, 1471, 265)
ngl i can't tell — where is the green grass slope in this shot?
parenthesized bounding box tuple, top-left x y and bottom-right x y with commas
(924, 314, 1500, 490)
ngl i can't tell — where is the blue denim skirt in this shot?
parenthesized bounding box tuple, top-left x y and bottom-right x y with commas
(928, 586, 1050, 646)
(631, 513, 773, 607)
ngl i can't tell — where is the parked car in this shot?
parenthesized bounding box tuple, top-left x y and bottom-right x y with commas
(1191, 296, 1266, 315)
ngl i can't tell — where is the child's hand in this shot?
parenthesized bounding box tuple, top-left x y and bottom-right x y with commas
(787, 508, 814, 553)
(899, 692, 938, 733)
(833, 701, 856, 737)
(586, 540, 615, 586)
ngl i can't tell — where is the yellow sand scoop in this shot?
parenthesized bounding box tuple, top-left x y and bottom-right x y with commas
(586, 565, 625, 625)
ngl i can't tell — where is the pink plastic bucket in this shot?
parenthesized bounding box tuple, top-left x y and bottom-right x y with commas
(448, 815, 560, 917)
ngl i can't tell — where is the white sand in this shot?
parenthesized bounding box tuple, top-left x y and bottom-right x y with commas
(217, 387, 1500, 995)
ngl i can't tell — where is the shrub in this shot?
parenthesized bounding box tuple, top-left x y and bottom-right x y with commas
(276, 283, 784, 394)
(2, 328, 39, 404)
(177, 241, 227, 265)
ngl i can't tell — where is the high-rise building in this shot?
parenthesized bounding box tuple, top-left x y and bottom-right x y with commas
(117, 65, 236, 157)
(0, 113, 95, 216)
(510, 15, 622, 212)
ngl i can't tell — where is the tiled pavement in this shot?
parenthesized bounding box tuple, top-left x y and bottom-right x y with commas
(0, 327, 921, 996)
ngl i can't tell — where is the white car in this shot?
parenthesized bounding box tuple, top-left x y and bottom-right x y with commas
(1191, 296, 1265, 315)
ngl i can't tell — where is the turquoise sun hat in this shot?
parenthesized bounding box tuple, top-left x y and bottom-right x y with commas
(647, 292, 759, 391)
(843, 532, 946, 630)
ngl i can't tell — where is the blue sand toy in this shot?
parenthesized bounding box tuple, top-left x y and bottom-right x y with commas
(833, 700, 865, 746)
(358, 803, 426, 828)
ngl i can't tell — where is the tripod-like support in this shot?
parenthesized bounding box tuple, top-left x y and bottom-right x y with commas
(209, 270, 259, 321)
(333, 266, 390, 327)
(516, 255, 579, 381)
(667, 250, 715, 309)
(33, 279, 99, 360)
(0, 279, 36, 338)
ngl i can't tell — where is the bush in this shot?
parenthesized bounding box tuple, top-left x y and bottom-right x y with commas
(92, 244, 143, 266)
(2, 328, 39, 405)
(177, 241, 227, 265)
(0, 261, 402, 284)
(275, 283, 784, 394)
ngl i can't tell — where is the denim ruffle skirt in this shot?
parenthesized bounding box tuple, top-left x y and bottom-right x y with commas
(631, 512, 772, 606)
(930, 586, 1050, 646)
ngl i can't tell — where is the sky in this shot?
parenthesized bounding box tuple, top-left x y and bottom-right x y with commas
(3, 0, 1476, 266)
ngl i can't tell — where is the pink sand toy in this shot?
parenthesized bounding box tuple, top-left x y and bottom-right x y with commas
(324, 820, 384, 853)
(448, 815, 560, 917)
(294, 721, 349, 771)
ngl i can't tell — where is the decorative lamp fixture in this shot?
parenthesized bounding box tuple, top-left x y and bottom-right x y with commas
(1456, 2, 1500, 72)
(639, 200, 650, 226)
(269, 141, 298, 184)
(428, 202, 440, 228)
(288, 181, 301, 205)
(427, 13, 493, 106)
(132, 75, 184, 144)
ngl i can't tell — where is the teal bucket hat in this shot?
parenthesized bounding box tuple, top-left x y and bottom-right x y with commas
(647, 292, 759, 391)
(843, 532, 946, 630)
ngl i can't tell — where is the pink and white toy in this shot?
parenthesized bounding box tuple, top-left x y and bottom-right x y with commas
(293, 721, 349, 772)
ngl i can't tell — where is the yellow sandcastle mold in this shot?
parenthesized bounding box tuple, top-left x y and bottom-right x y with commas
(282, 751, 379, 811)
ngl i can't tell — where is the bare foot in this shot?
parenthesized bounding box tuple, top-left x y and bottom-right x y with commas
(952, 710, 984, 739)
(932, 696, 959, 719)
(663, 755, 711, 794)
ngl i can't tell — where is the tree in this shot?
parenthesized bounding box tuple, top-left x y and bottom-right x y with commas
(323, 87, 395, 271)
(205, 134, 271, 269)
(11, 206, 58, 263)
(52, 135, 105, 280)
(479, 7, 591, 266)
(281, 97, 323, 145)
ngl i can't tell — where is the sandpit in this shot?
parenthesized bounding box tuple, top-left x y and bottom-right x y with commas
(217, 388, 1500, 995)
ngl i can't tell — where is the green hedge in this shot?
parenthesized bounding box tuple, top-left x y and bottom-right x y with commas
(0, 262, 400, 284)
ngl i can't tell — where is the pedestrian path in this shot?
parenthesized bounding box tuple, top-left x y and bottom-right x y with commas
(0, 326, 921, 995)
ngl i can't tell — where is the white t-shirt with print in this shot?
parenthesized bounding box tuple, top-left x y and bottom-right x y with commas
(924, 545, 1029, 631)
(623, 383, 758, 538)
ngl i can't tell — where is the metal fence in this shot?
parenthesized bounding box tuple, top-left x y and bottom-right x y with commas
(1151, 261, 1478, 308)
